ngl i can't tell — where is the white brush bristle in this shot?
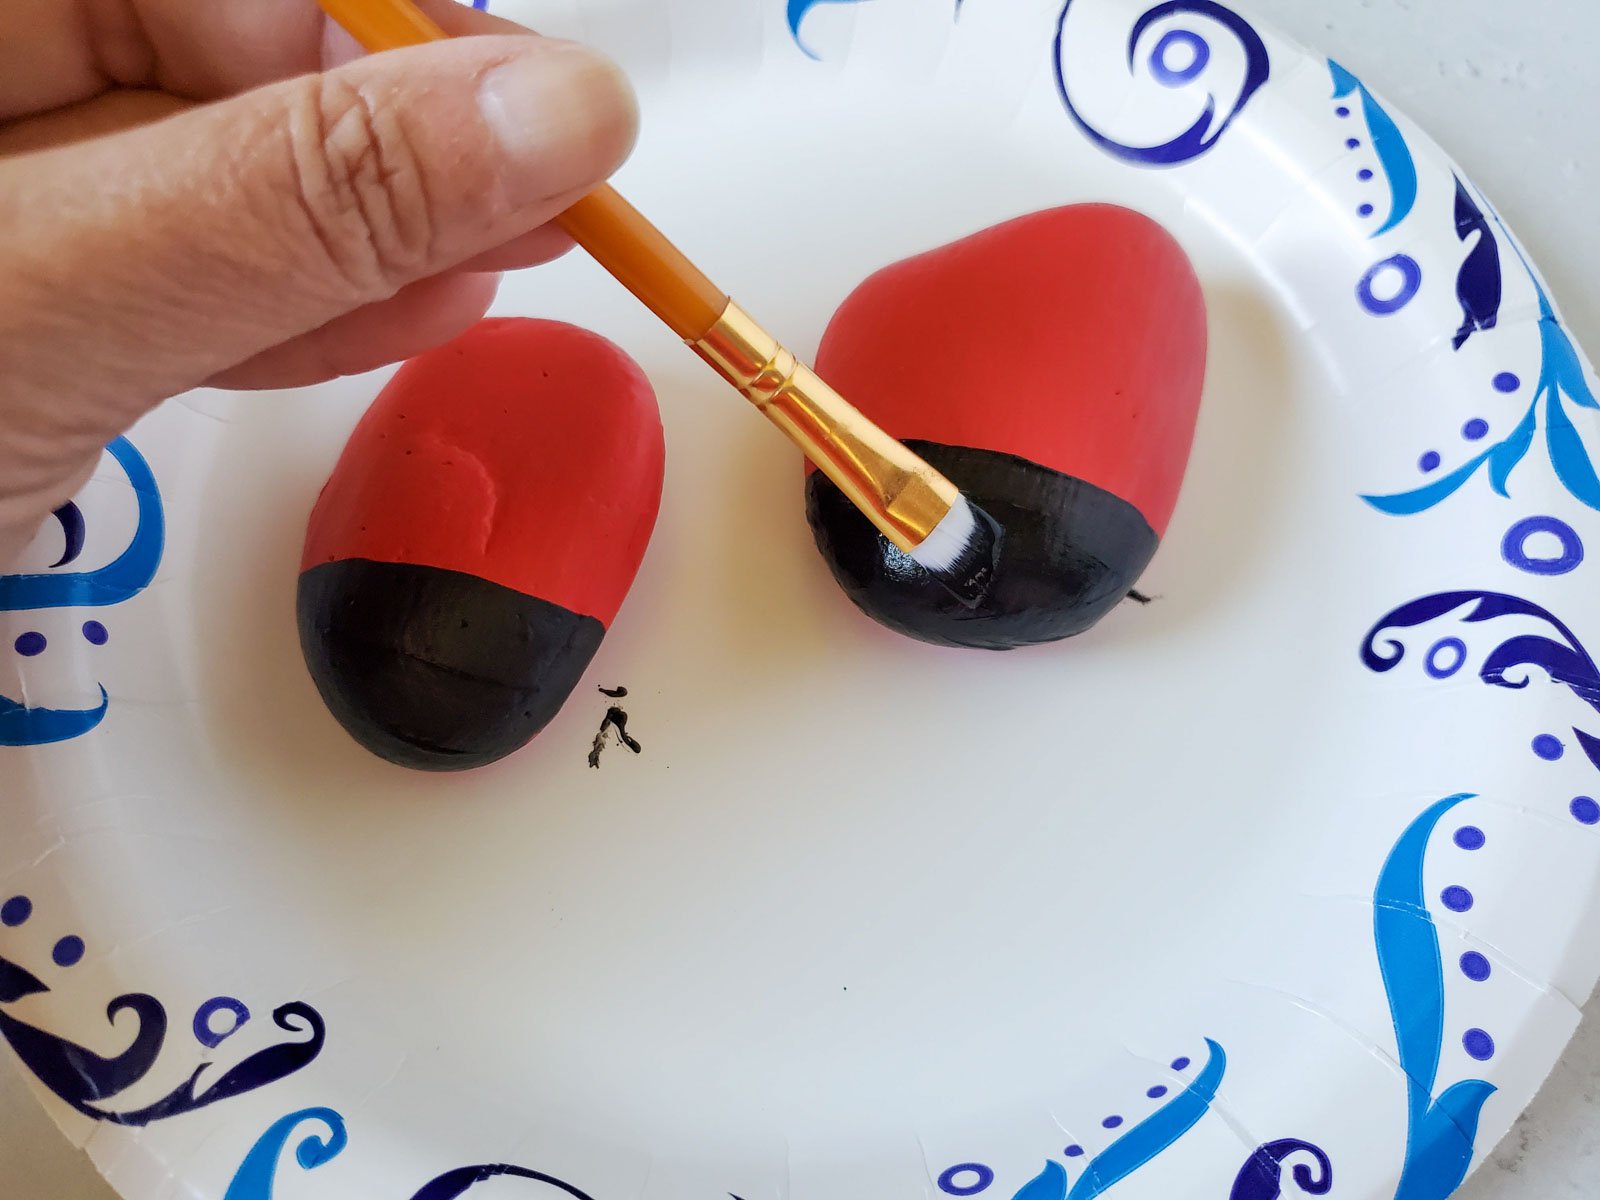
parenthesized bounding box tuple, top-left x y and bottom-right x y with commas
(907, 495, 979, 574)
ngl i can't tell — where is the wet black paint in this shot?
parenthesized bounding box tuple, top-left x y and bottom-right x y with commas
(598, 685, 629, 698)
(806, 440, 1159, 650)
(930, 501, 1004, 610)
(587, 705, 642, 769)
(298, 559, 604, 772)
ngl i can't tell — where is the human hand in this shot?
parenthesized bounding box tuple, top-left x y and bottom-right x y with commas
(0, 0, 638, 563)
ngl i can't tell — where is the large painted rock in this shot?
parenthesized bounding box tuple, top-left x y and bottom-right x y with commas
(806, 204, 1207, 650)
(298, 319, 665, 771)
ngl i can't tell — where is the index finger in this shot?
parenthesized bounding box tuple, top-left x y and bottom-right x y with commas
(0, 0, 532, 123)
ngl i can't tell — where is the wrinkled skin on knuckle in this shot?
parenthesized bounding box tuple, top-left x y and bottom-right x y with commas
(277, 74, 439, 298)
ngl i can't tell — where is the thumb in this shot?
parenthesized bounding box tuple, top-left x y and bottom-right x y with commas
(0, 33, 635, 475)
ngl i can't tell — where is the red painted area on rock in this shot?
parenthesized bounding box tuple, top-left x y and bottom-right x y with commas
(813, 204, 1206, 537)
(302, 319, 665, 626)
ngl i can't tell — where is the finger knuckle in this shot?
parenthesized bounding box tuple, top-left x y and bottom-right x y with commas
(279, 75, 438, 294)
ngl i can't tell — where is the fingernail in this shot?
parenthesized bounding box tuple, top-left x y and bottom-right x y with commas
(478, 41, 639, 210)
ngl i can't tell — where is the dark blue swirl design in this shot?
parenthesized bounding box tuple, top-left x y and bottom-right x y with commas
(224, 1108, 349, 1200)
(0, 955, 50, 1005)
(1451, 176, 1502, 350)
(1375, 796, 1496, 1200)
(1054, 0, 1270, 166)
(50, 502, 86, 569)
(1362, 589, 1600, 770)
(1006, 1040, 1226, 1200)
(411, 1164, 600, 1200)
(1363, 191, 1598, 516)
(0, 686, 109, 747)
(0, 993, 169, 1114)
(1329, 61, 1417, 236)
(0, 437, 164, 612)
(1228, 1139, 1332, 1200)
(0, 981, 325, 1126)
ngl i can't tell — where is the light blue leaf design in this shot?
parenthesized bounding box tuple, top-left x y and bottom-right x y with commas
(1064, 1040, 1226, 1200)
(0, 437, 165, 612)
(1362, 180, 1600, 516)
(1013, 1160, 1069, 1200)
(1374, 796, 1497, 1200)
(1394, 1079, 1497, 1200)
(1329, 61, 1417, 236)
(1535, 288, 1599, 411)
(0, 687, 109, 747)
(787, 0, 865, 59)
(225, 1108, 348, 1200)
(1487, 404, 1537, 496)
(1362, 450, 1494, 516)
(1375, 796, 1462, 1124)
(1545, 391, 1600, 509)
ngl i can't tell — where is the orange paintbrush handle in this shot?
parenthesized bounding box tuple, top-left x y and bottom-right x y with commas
(315, 0, 729, 341)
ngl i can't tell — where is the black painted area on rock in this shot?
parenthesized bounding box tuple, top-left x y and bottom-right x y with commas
(298, 559, 605, 771)
(806, 441, 1159, 650)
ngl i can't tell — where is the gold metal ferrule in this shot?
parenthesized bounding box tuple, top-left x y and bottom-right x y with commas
(690, 301, 958, 553)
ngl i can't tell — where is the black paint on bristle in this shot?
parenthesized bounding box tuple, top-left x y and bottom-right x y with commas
(930, 501, 1004, 610)
(806, 441, 1158, 651)
(298, 559, 604, 771)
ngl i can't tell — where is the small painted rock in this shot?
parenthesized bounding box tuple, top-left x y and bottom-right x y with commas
(807, 204, 1207, 650)
(298, 318, 664, 771)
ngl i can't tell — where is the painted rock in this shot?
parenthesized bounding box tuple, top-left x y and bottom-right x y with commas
(806, 204, 1207, 650)
(298, 318, 665, 771)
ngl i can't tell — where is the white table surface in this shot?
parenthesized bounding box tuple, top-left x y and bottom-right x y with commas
(3, 0, 1596, 1195)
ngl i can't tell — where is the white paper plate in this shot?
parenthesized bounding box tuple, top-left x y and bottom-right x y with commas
(4, 2, 1599, 1199)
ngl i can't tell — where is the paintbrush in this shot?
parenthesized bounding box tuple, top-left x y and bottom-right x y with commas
(314, 0, 1002, 607)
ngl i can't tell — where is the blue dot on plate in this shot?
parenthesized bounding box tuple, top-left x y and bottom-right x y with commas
(1534, 733, 1565, 761)
(1419, 451, 1442, 473)
(1, 896, 32, 927)
(1494, 372, 1522, 393)
(1462, 418, 1490, 441)
(1148, 29, 1211, 87)
(1425, 638, 1468, 679)
(1065, 1146, 1085, 1159)
(1460, 951, 1492, 982)
(1147, 1085, 1168, 1099)
(14, 632, 46, 657)
(1102, 1115, 1124, 1130)
(1346, 137, 1361, 149)
(1358, 203, 1375, 217)
(1463, 1029, 1496, 1061)
(937, 1165, 995, 1197)
(1441, 885, 1474, 913)
(82, 621, 108, 646)
(1171, 1057, 1191, 1071)
(52, 935, 85, 968)
(1358, 168, 1375, 181)
(1502, 515, 1585, 578)
(1336, 105, 1351, 117)
(1454, 826, 1486, 851)
(1571, 796, 1600, 825)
